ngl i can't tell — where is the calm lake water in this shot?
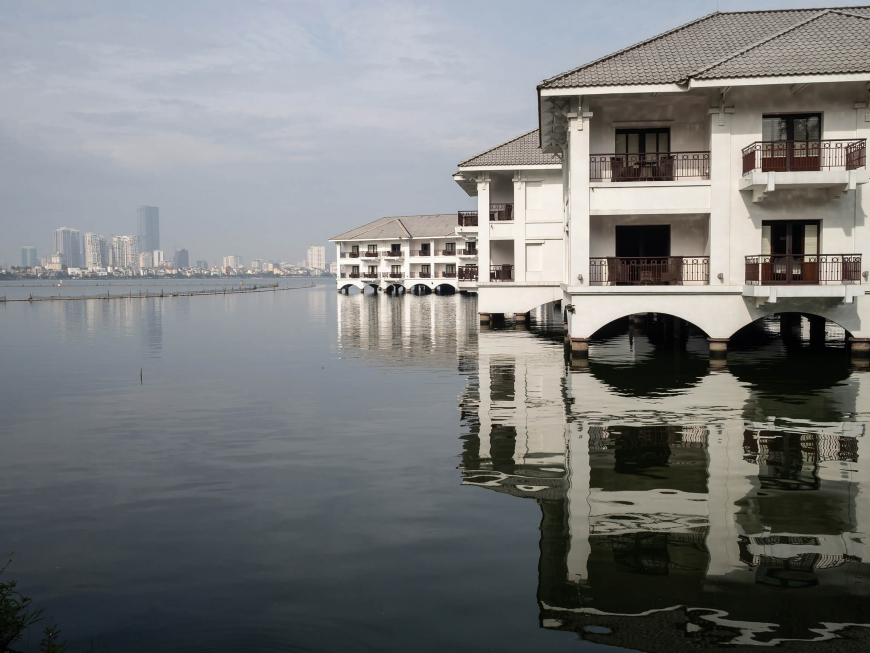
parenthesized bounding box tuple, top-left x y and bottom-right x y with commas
(2, 278, 870, 651)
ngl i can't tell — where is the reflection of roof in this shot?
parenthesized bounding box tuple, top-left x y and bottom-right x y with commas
(458, 129, 561, 168)
(539, 7, 870, 89)
(330, 214, 458, 241)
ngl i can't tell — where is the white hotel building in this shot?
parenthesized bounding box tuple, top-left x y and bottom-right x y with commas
(334, 7, 870, 354)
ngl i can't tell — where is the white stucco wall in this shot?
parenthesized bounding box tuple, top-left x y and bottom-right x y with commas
(589, 214, 710, 257)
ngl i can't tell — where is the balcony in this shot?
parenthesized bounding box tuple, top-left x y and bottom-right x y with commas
(340, 272, 360, 279)
(340, 252, 359, 258)
(456, 203, 514, 226)
(745, 254, 861, 285)
(440, 249, 457, 256)
(438, 271, 457, 278)
(360, 250, 380, 259)
(590, 257, 709, 285)
(457, 248, 478, 257)
(490, 264, 514, 282)
(459, 265, 478, 281)
(740, 140, 868, 202)
(412, 250, 432, 257)
(382, 272, 404, 279)
(590, 152, 710, 182)
(381, 250, 404, 258)
(361, 272, 379, 279)
(408, 272, 431, 279)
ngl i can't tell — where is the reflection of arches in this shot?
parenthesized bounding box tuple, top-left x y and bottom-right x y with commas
(435, 283, 457, 295)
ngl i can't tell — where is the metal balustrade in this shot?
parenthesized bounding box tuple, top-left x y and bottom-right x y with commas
(745, 254, 861, 285)
(590, 257, 709, 285)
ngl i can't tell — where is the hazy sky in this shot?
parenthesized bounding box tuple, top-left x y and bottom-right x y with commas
(0, 0, 852, 266)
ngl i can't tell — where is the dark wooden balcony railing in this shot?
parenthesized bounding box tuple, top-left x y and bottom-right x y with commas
(745, 254, 861, 285)
(458, 248, 478, 256)
(412, 250, 432, 257)
(590, 257, 709, 285)
(380, 250, 404, 258)
(457, 203, 514, 225)
(742, 139, 866, 174)
(590, 152, 710, 181)
(340, 252, 359, 258)
(361, 272, 379, 279)
(490, 264, 514, 282)
(438, 271, 457, 278)
(360, 250, 380, 258)
(341, 272, 360, 279)
(408, 272, 431, 279)
(458, 265, 478, 281)
(441, 249, 457, 256)
(381, 272, 404, 279)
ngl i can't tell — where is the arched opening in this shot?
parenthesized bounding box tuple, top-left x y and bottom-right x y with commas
(411, 284, 431, 295)
(434, 283, 456, 296)
(384, 284, 405, 296)
(730, 312, 848, 351)
(338, 284, 356, 294)
(362, 284, 379, 295)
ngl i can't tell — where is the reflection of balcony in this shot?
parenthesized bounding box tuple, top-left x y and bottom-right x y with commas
(590, 152, 710, 181)
(590, 257, 709, 285)
(745, 254, 861, 285)
(459, 265, 478, 281)
(740, 140, 868, 202)
(490, 264, 514, 282)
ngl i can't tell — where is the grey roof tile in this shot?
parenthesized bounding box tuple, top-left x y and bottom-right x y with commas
(458, 129, 561, 167)
(539, 7, 870, 89)
(330, 214, 458, 241)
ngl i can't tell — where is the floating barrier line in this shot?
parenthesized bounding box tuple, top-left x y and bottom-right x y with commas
(0, 283, 315, 303)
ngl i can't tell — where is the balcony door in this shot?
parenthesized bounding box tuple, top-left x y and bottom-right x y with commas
(351, 245, 359, 256)
(614, 128, 672, 181)
(762, 220, 819, 283)
(762, 114, 821, 172)
(613, 225, 671, 285)
(420, 243, 430, 256)
(615, 225, 670, 257)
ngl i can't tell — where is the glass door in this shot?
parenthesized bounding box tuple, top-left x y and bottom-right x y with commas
(614, 128, 671, 180)
(762, 220, 819, 283)
(762, 114, 821, 171)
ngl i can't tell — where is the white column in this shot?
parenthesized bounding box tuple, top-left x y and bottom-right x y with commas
(513, 172, 527, 282)
(477, 176, 491, 287)
(855, 103, 870, 276)
(709, 108, 733, 284)
(403, 238, 410, 278)
(567, 105, 591, 286)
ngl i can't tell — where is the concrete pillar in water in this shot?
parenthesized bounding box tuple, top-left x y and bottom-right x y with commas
(479, 313, 491, 324)
(808, 314, 826, 347)
(708, 338, 729, 356)
(514, 312, 529, 322)
(570, 338, 589, 357)
(850, 337, 870, 356)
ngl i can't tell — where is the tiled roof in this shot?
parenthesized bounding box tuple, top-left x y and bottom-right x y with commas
(458, 129, 561, 167)
(330, 214, 458, 241)
(539, 7, 870, 89)
(697, 10, 870, 79)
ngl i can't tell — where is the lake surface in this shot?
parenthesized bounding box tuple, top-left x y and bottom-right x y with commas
(2, 279, 870, 651)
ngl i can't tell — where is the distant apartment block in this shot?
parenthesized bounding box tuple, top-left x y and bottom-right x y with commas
(307, 245, 325, 271)
(112, 235, 140, 269)
(21, 246, 37, 268)
(250, 259, 263, 270)
(223, 255, 242, 269)
(53, 227, 83, 268)
(84, 233, 108, 270)
(195, 259, 208, 270)
(175, 248, 189, 269)
(137, 206, 160, 252)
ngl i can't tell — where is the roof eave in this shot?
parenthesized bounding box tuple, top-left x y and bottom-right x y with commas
(458, 164, 562, 172)
(540, 82, 688, 97)
(689, 72, 870, 88)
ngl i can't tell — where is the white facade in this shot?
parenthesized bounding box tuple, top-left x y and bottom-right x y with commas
(139, 252, 154, 270)
(307, 245, 326, 271)
(111, 235, 139, 269)
(222, 255, 241, 269)
(83, 233, 107, 270)
(450, 9, 870, 351)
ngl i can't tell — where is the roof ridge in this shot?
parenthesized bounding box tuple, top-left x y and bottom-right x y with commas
(828, 8, 870, 18)
(394, 218, 411, 238)
(329, 215, 394, 241)
(538, 12, 720, 89)
(689, 9, 835, 80)
(717, 5, 870, 15)
(458, 128, 539, 167)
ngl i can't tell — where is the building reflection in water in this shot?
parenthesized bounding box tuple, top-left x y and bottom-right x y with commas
(336, 295, 870, 648)
(461, 321, 870, 649)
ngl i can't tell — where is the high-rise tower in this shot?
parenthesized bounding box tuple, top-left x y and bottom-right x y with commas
(53, 228, 83, 268)
(21, 246, 37, 268)
(137, 206, 160, 253)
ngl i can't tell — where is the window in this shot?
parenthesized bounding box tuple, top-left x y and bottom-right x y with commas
(367, 266, 377, 274)
(421, 243, 430, 254)
(526, 243, 543, 272)
(466, 241, 476, 252)
(391, 265, 401, 274)
(445, 242, 456, 253)
(616, 128, 670, 154)
(351, 245, 359, 255)
(761, 114, 822, 172)
(421, 264, 430, 274)
(446, 264, 456, 273)
(391, 243, 401, 253)
(367, 245, 377, 253)
(352, 265, 359, 274)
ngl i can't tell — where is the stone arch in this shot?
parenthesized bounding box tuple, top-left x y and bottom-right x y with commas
(384, 283, 405, 295)
(434, 283, 457, 295)
(410, 284, 432, 295)
(362, 284, 379, 295)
